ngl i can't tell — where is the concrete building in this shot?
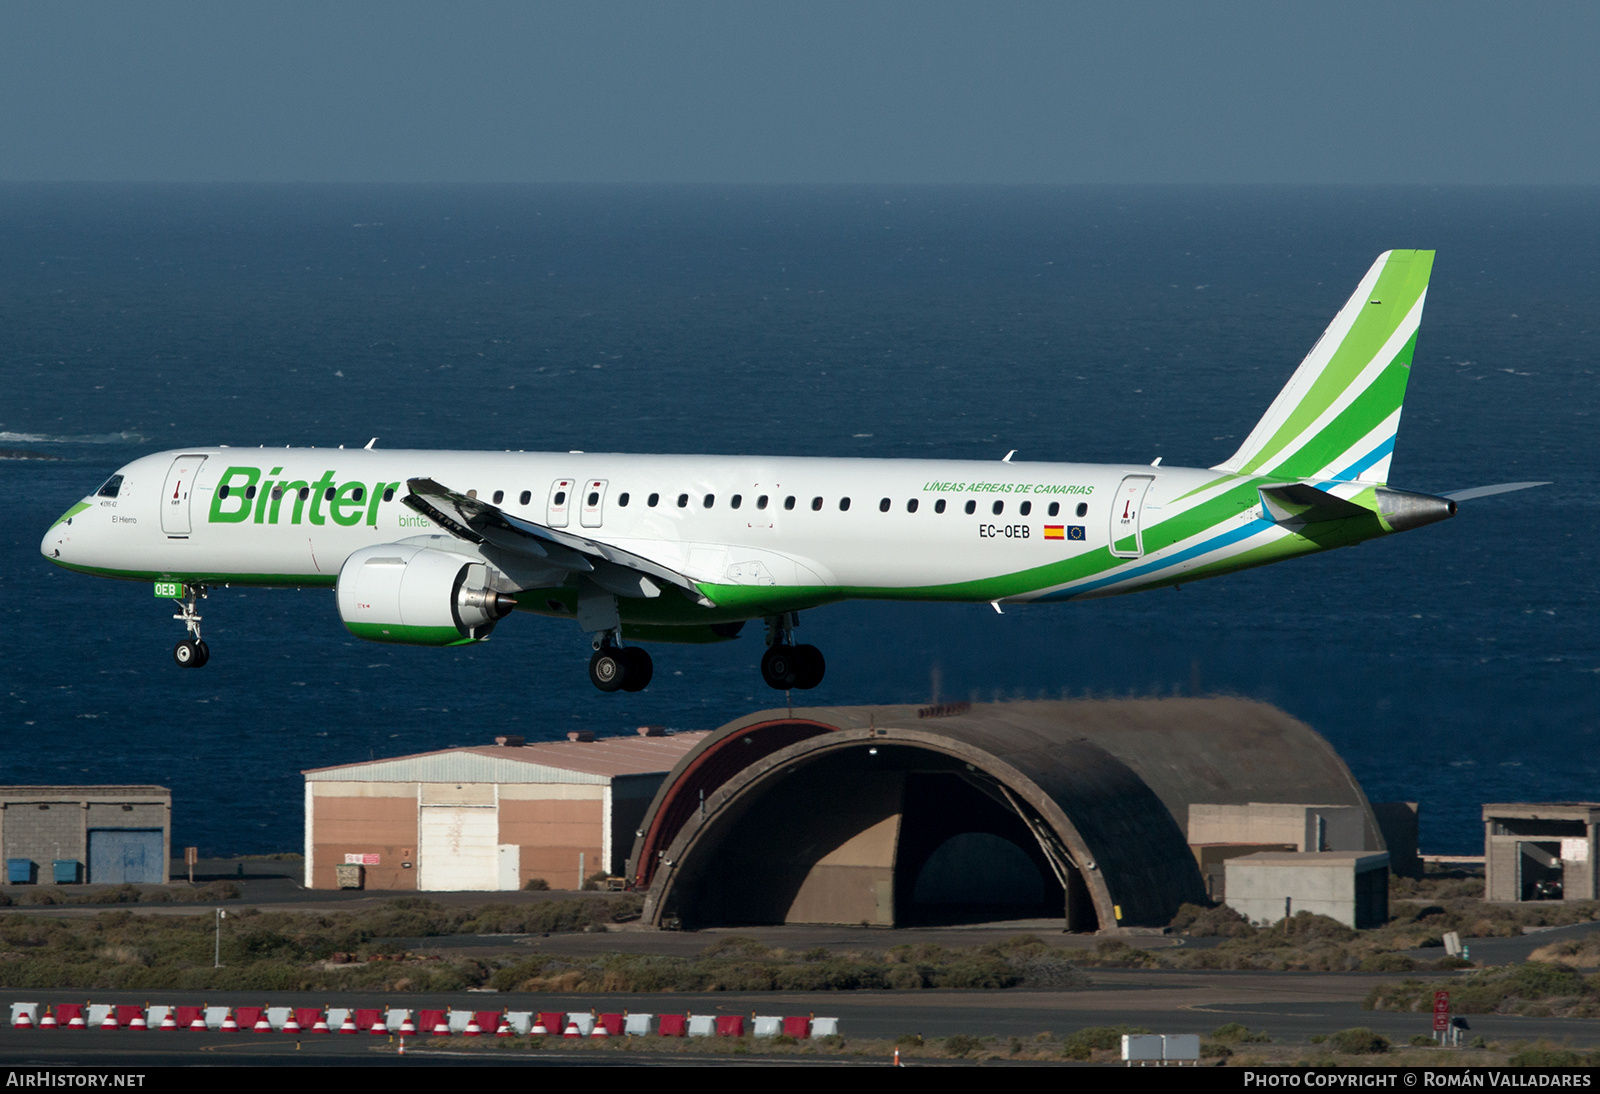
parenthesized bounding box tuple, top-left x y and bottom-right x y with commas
(1189, 802, 1368, 853)
(1225, 851, 1391, 929)
(1483, 803, 1600, 903)
(0, 786, 172, 886)
(630, 698, 1392, 932)
(302, 730, 705, 891)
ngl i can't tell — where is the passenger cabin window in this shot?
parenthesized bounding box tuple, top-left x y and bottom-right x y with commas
(906, 498, 918, 513)
(1076, 502, 1089, 517)
(618, 492, 630, 507)
(677, 494, 689, 508)
(730, 494, 742, 509)
(466, 490, 476, 499)
(1019, 500, 1031, 516)
(934, 499, 946, 513)
(588, 491, 600, 506)
(383, 487, 395, 503)
(273, 487, 285, 500)
(757, 495, 769, 510)
(1048, 502, 1060, 517)
(519, 490, 531, 505)
(492, 489, 504, 504)
(992, 500, 1004, 515)
(784, 496, 796, 510)
(554, 490, 566, 505)
(811, 496, 823, 511)
(839, 497, 850, 511)
(964, 499, 976, 515)
(879, 497, 890, 512)
(703, 494, 715, 508)
(218, 485, 231, 499)
(246, 485, 257, 500)
(298, 487, 310, 501)
(96, 475, 123, 498)
(352, 487, 364, 502)
(648, 493, 660, 507)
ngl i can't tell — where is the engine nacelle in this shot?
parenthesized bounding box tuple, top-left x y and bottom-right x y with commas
(337, 544, 518, 646)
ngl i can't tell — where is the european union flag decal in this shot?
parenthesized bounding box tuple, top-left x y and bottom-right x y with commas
(1067, 525, 1086, 541)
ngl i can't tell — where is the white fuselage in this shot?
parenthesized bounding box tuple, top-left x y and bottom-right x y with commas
(44, 446, 1250, 614)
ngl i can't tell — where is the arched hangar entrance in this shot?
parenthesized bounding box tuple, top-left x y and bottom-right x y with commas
(631, 700, 1382, 933)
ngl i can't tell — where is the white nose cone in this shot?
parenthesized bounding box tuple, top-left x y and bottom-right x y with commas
(42, 500, 92, 566)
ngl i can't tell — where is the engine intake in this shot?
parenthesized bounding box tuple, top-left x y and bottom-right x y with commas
(337, 544, 517, 646)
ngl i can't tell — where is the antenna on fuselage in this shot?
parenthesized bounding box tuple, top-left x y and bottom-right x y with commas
(1001, 450, 1016, 463)
(365, 438, 378, 450)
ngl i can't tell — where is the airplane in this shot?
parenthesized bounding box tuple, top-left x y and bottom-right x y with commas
(41, 249, 1544, 693)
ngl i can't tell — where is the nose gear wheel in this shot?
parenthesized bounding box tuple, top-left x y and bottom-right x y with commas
(169, 584, 211, 669)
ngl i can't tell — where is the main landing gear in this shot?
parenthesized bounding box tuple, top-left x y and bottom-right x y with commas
(761, 613, 824, 691)
(588, 635, 653, 693)
(170, 583, 210, 669)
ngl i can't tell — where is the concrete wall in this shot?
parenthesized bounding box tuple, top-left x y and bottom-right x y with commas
(1, 790, 170, 885)
(1190, 844, 1297, 901)
(1189, 803, 1366, 852)
(1370, 802, 1422, 879)
(1225, 852, 1390, 929)
(308, 782, 420, 890)
(498, 786, 603, 890)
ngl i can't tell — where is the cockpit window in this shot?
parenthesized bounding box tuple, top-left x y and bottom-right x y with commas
(96, 474, 123, 498)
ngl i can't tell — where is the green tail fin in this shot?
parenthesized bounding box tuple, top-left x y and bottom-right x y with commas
(1214, 250, 1434, 484)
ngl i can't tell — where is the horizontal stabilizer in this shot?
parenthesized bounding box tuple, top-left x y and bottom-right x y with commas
(1258, 483, 1372, 525)
(1441, 481, 1551, 502)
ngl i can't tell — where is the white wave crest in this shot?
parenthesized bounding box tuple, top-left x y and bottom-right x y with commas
(0, 430, 148, 445)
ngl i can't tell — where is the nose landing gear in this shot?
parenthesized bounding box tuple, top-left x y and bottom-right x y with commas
(168, 583, 210, 668)
(761, 613, 824, 690)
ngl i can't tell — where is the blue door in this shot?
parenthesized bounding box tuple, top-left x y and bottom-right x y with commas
(88, 829, 163, 884)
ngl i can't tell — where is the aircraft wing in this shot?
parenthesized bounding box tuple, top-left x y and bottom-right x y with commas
(400, 477, 710, 603)
(1440, 481, 1551, 502)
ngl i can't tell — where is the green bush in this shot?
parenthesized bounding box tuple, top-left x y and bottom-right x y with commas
(1210, 1022, 1269, 1044)
(944, 1034, 983, 1058)
(1507, 1046, 1587, 1066)
(1062, 1025, 1150, 1060)
(1329, 1027, 1389, 1055)
(1168, 902, 1256, 938)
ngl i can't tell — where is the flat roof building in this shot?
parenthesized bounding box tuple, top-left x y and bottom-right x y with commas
(1, 786, 171, 886)
(303, 730, 705, 891)
(1483, 803, 1600, 903)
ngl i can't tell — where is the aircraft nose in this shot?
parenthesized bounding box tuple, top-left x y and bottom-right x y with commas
(42, 501, 91, 563)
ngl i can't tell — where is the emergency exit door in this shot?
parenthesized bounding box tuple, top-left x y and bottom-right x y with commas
(161, 455, 207, 536)
(1109, 475, 1154, 558)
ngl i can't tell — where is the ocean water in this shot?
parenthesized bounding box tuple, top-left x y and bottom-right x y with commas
(1, 184, 1596, 856)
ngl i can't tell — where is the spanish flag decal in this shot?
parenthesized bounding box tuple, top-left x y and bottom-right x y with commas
(1044, 525, 1064, 539)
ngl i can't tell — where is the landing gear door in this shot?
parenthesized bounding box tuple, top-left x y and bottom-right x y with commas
(1109, 475, 1154, 559)
(161, 455, 208, 536)
(580, 479, 608, 528)
(546, 478, 574, 528)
